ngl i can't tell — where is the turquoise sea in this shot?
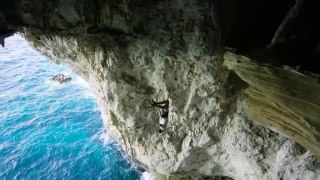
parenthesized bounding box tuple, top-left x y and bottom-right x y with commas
(0, 35, 141, 179)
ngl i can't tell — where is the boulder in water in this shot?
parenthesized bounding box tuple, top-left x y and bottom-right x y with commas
(50, 74, 71, 83)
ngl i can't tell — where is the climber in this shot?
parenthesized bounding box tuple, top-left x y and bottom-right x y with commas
(152, 99, 169, 133)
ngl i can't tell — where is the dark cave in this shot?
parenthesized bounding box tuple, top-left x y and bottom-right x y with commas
(217, 0, 320, 74)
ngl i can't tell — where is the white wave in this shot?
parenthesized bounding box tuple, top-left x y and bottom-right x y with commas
(141, 171, 156, 180)
(73, 75, 90, 87)
(91, 128, 113, 147)
(99, 130, 113, 147)
(72, 75, 97, 99)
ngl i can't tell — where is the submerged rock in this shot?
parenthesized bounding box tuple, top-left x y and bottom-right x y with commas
(50, 74, 71, 84)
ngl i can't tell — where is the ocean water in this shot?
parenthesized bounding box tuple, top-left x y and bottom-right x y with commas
(0, 35, 141, 179)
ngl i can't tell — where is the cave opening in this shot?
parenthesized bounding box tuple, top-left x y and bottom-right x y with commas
(216, 0, 320, 74)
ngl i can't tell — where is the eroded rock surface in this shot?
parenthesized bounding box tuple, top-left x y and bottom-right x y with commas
(224, 52, 320, 160)
(22, 32, 320, 180)
(1, 0, 320, 179)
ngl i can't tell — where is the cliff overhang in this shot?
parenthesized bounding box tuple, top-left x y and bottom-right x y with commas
(1, 0, 320, 179)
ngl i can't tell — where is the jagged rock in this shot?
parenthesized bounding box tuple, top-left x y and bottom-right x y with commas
(20, 30, 320, 179)
(224, 51, 320, 160)
(50, 73, 71, 83)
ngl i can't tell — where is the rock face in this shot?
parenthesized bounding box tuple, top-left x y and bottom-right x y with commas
(224, 52, 320, 160)
(22, 30, 320, 179)
(1, 0, 320, 179)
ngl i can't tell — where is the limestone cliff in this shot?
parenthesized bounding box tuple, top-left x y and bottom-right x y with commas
(224, 52, 320, 160)
(1, 0, 320, 179)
